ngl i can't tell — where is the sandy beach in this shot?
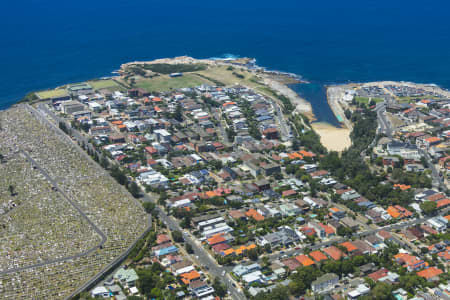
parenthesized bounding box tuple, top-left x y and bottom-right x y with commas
(311, 122, 351, 152)
(263, 78, 314, 119)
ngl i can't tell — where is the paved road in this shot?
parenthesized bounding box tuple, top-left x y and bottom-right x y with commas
(141, 194, 246, 300)
(375, 102, 392, 138)
(373, 102, 444, 189)
(33, 102, 444, 299)
(419, 148, 444, 189)
(214, 109, 230, 144)
(273, 102, 292, 141)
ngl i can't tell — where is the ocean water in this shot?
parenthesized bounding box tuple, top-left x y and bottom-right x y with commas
(1, 0, 450, 121)
(291, 83, 339, 125)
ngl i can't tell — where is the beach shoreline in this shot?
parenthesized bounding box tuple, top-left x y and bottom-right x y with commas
(262, 77, 314, 119)
(311, 122, 351, 152)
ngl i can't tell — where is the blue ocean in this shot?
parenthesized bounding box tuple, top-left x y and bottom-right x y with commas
(1, 0, 449, 123)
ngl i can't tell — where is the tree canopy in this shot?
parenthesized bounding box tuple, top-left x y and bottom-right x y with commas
(420, 201, 437, 215)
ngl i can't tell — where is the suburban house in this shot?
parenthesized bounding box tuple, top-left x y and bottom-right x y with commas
(113, 268, 139, 287)
(311, 273, 339, 293)
(386, 141, 420, 160)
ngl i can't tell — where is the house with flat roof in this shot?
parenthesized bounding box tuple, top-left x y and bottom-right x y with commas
(189, 280, 215, 298)
(61, 100, 85, 114)
(311, 273, 339, 293)
(242, 271, 266, 286)
(232, 263, 261, 277)
(257, 226, 299, 247)
(347, 284, 370, 299)
(340, 217, 360, 230)
(114, 267, 139, 287)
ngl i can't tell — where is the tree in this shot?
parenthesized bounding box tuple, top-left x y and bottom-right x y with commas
(375, 156, 383, 166)
(136, 270, 156, 296)
(128, 181, 141, 198)
(292, 139, 300, 151)
(93, 151, 99, 162)
(369, 281, 395, 300)
(289, 266, 322, 295)
(248, 248, 258, 261)
(337, 226, 353, 237)
(158, 190, 168, 205)
(59, 121, 67, 133)
(254, 285, 289, 300)
(174, 103, 183, 122)
(81, 122, 90, 132)
(8, 185, 15, 196)
(150, 288, 162, 299)
(100, 155, 109, 169)
(212, 278, 227, 297)
(344, 109, 352, 119)
(172, 230, 183, 243)
(110, 166, 127, 185)
(185, 242, 194, 254)
(420, 201, 437, 215)
(180, 215, 192, 228)
(399, 273, 426, 293)
(143, 202, 155, 214)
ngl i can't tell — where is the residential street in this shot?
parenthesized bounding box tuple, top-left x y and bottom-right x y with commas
(142, 194, 246, 300)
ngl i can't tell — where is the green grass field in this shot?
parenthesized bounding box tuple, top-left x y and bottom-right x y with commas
(396, 95, 441, 103)
(36, 89, 69, 99)
(354, 96, 384, 105)
(87, 79, 125, 91)
(134, 74, 209, 92)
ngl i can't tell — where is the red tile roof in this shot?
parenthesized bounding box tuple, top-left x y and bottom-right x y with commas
(145, 146, 157, 154)
(394, 184, 411, 191)
(156, 234, 170, 245)
(229, 210, 246, 219)
(368, 268, 389, 281)
(323, 246, 345, 261)
(246, 209, 264, 221)
(295, 254, 315, 267)
(438, 249, 450, 261)
(417, 267, 443, 280)
(436, 198, 450, 209)
(300, 226, 316, 236)
(394, 253, 426, 270)
(309, 251, 328, 262)
(282, 189, 297, 197)
(425, 137, 441, 143)
(340, 241, 358, 253)
(207, 234, 226, 246)
(299, 150, 316, 157)
(427, 193, 445, 202)
(319, 223, 335, 235)
(212, 243, 231, 253)
(282, 258, 301, 270)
